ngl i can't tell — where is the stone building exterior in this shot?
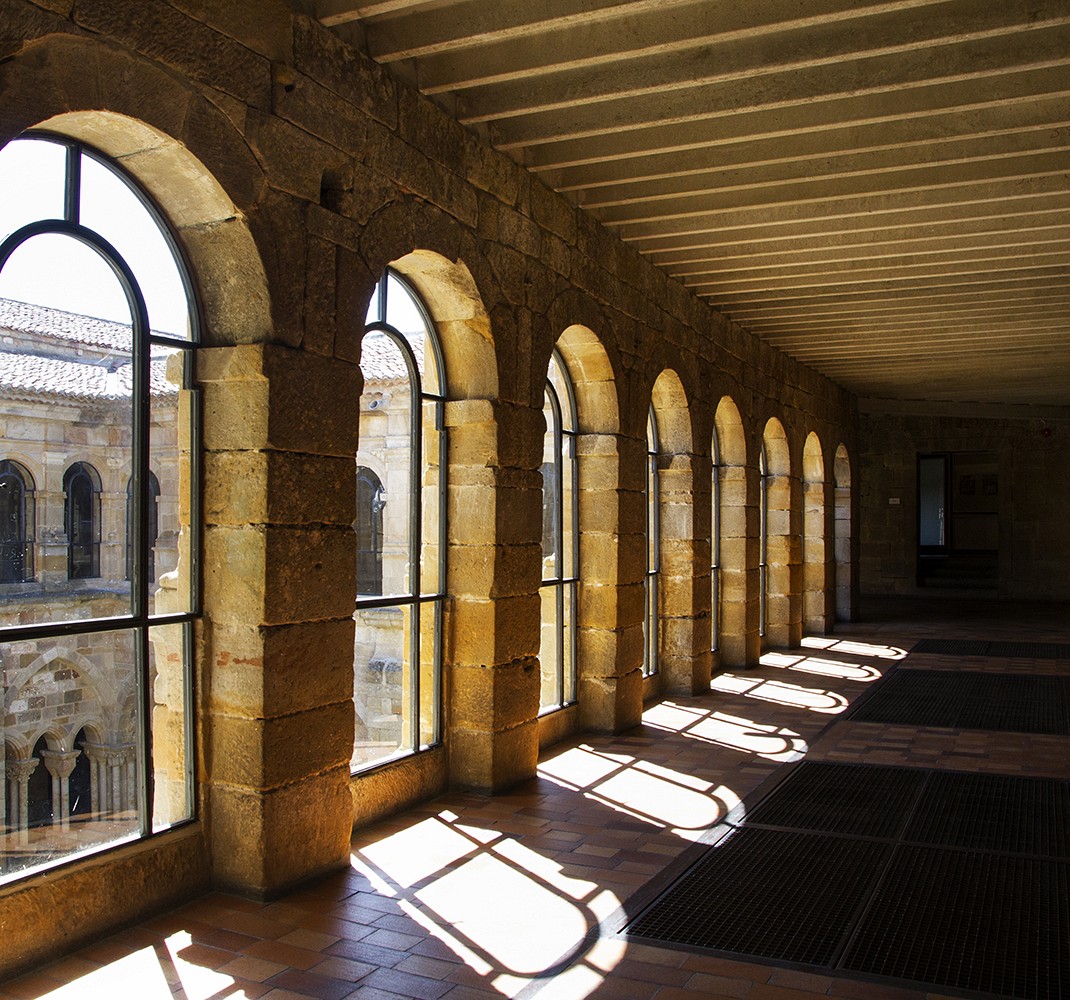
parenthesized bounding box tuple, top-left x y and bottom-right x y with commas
(0, 298, 182, 871)
(0, 1, 1064, 981)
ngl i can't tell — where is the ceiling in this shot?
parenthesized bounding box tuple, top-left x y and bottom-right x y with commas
(309, 0, 1070, 407)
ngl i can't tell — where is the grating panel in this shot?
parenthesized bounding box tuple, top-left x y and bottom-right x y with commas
(912, 639, 990, 656)
(912, 639, 1070, 659)
(626, 827, 890, 966)
(843, 846, 1070, 999)
(848, 670, 1070, 734)
(746, 762, 926, 840)
(906, 772, 1070, 858)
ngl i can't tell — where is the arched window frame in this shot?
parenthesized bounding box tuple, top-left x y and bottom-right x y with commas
(0, 131, 200, 879)
(353, 269, 447, 771)
(759, 443, 769, 639)
(125, 471, 160, 584)
(711, 431, 720, 654)
(0, 460, 34, 583)
(355, 466, 386, 597)
(539, 349, 579, 712)
(64, 462, 101, 580)
(643, 406, 660, 677)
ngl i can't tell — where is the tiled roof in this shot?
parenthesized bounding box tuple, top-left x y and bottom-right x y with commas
(360, 329, 425, 382)
(0, 298, 134, 351)
(0, 351, 176, 401)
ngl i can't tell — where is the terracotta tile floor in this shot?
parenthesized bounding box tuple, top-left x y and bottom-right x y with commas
(3, 597, 1068, 1000)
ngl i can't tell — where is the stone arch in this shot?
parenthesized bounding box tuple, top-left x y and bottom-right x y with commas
(802, 431, 829, 635)
(553, 325, 635, 733)
(10, 110, 272, 349)
(715, 396, 755, 667)
(761, 417, 799, 648)
(834, 443, 854, 622)
(649, 370, 704, 696)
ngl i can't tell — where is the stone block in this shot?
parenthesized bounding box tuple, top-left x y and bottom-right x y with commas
(208, 700, 353, 788)
(450, 658, 540, 731)
(448, 719, 538, 792)
(291, 14, 396, 128)
(450, 592, 541, 667)
(207, 618, 355, 717)
(210, 765, 352, 896)
(204, 450, 354, 526)
(578, 666, 642, 734)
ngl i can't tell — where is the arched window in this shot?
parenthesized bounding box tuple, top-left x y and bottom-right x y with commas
(643, 407, 660, 677)
(126, 471, 160, 583)
(64, 463, 101, 579)
(759, 443, 768, 639)
(711, 431, 720, 654)
(0, 131, 198, 881)
(0, 460, 33, 583)
(353, 270, 446, 771)
(540, 350, 578, 711)
(70, 728, 92, 820)
(27, 736, 52, 830)
(356, 466, 385, 596)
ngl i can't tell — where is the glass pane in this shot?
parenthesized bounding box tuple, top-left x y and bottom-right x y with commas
(0, 237, 135, 624)
(561, 432, 576, 580)
(541, 387, 558, 578)
(79, 154, 191, 340)
(647, 453, 658, 567)
(419, 398, 444, 597)
(562, 582, 575, 704)
(644, 574, 658, 676)
(352, 604, 408, 769)
(149, 622, 191, 829)
(364, 280, 381, 326)
(1, 628, 140, 884)
(547, 352, 575, 432)
(358, 332, 413, 601)
(539, 583, 560, 710)
(417, 599, 439, 748)
(0, 230, 130, 325)
(0, 137, 66, 245)
(149, 348, 193, 616)
(385, 274, 440, 397)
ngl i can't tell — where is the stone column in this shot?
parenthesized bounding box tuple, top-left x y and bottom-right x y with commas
(803, 477, 830, 634)
(40, 749, 79, 830)
(82, 742, 107, 815)
(6, 757, 38, 844)
(764, 470, 801, 649)
(576, 432, 642, 733)
(199, 344, 359, 897)
(659, 453, 708, 695)
(446, 399, 542, 791)
(718, 463, 759, 667)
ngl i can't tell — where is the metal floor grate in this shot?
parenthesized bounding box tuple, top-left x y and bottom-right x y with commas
(842, 846, 1070, 999)
(913, 639, 1070, 659)
(847, 670, 1070, 734)
(906, 771, 1070, 857)
(745, 761, 926, 839)
(626, 826, 890, 966)
(624, 763, 1070, 999)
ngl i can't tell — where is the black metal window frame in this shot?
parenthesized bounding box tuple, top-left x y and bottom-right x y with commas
(711, 430, 720, 654)
(643, 406, 660, 678)
(0, 130, 201, 856)
(540, 348, 579, 712)
(354, 269, 447, 769)
(759, 443, 768, 640)
(0, 459, 34, 583)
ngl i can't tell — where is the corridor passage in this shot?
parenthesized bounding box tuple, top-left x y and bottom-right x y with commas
(2, 598, 1068, 1000)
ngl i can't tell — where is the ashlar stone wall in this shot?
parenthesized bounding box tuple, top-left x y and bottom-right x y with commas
(859, 402, 1070, 599)
(0, 0, 857, 976)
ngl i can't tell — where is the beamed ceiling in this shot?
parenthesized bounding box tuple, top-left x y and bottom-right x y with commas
(309, 0, 1070, 407)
